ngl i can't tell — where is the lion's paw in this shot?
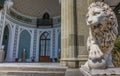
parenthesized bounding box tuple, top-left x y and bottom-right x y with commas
(89, 44, 104, 60)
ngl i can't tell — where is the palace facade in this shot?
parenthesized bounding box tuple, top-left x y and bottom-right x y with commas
(0, 0, 119, 68)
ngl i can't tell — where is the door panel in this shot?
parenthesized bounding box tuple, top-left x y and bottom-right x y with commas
(39, 32, 50, 62)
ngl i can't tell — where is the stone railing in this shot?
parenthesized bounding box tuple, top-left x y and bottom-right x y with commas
(53, 16, 61, 25)
(37, 18, 53, 27)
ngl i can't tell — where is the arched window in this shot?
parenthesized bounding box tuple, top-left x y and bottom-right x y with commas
(39, 32, 50, 56)
(43, 12, 50, 19)
(37, 12, 53, 27)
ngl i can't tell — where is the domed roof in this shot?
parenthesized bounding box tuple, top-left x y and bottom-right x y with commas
(12, 0, 61, 18)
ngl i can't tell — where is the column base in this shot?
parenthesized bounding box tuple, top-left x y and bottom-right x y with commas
(78, 55, 88, 66)
(60, 55, 88, 68)
(67, 61, 79, 68)
(60, 58, 79, 68)
(60, 59, 67, 66)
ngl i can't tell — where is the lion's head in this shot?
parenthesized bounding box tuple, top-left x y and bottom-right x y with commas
(86, 2, 117, 26)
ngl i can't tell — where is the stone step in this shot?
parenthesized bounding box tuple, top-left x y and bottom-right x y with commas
(0, 70, 65, 76)
(0, 63, 67, 76)
(0, 66, 66, 72)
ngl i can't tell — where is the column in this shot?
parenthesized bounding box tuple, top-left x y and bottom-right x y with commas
(61, 0, 77, 68)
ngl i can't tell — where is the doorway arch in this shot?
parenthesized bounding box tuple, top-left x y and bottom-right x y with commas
(2, 25, 10, 60)
(39, 32, 50, 62)
(18, 30, 31, 61)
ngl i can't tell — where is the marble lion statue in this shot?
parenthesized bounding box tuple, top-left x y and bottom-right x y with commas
(83, 2, 118, 70)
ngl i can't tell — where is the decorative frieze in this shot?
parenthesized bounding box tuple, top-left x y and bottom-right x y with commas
(13, 26, 19, 58)
(33, 29, 37, 58)
(52, 29, 56, 58)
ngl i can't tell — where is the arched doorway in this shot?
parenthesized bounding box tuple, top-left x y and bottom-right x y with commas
(18, 30, 31, 62)
(39, 32, 50, 62)
(2, 26, 9, 61)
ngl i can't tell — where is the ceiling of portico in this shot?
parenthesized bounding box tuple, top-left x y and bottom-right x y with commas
(12, 0, 61, 18)
(11, 0, 120, 17)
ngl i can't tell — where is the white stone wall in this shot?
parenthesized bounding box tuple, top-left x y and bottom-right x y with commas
(0, 12, 61, 62)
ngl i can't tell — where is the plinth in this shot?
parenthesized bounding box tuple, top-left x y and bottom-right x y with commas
(80, 67, 120, 76)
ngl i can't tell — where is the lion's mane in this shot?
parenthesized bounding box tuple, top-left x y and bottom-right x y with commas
(87, 2, 118, 53)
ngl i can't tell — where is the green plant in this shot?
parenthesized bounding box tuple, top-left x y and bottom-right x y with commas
(112, 36, 120, 67)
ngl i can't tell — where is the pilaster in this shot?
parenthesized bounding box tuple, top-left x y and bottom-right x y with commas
(61, 0, 78, 68)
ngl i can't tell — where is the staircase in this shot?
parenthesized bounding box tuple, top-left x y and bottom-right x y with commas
(0, 63, 67, 76)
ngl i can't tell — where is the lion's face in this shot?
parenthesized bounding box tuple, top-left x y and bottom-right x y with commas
(86, 7, 107, 26)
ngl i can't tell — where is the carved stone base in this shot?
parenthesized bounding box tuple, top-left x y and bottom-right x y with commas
(80, 67, 120, 76)
(60, 58, 79, 68)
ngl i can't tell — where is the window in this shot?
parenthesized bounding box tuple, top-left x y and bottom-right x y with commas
(37, 12, 53, 27)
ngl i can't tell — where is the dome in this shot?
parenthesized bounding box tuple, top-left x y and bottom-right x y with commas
(12, 0, 61, 18)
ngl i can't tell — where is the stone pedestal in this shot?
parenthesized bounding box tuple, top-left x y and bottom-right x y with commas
(80, 67, 120, 76)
